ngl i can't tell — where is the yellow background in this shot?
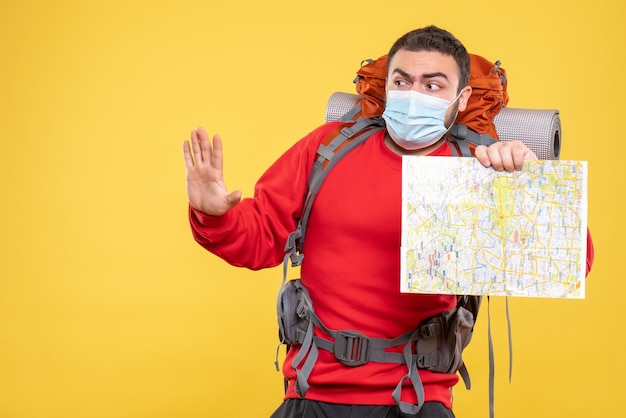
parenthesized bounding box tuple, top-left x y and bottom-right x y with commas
(1, 1, 624, 417)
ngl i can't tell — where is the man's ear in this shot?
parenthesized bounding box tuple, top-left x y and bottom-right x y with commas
(457, 86, 472, 112)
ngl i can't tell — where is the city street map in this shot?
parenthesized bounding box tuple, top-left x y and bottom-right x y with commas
(401, 156, 587, 299)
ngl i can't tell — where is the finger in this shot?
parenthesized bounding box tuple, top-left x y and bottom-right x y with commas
(510, 141, 532, 171)
(499, 144, 516, 172)
(190, 129, 203, 164)
(197, 127, 212, 165)
(211, 134, 224, 171)
(486, 143, 505, 171)
(523, 148, 538, 162)
(474, 145, 492, 168)
(182, 140, 195, 168)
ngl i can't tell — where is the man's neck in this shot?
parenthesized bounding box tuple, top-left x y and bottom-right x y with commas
(383, 133, 447, 156)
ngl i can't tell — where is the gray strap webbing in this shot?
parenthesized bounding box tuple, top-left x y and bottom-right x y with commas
(312, 311, 427, 416)
(506, 297, 513, 384)
(314, 337, 405, 364)
(449, 123, 499, 157)
(311, 314, 415, 365)
(338, 103, 362, 123)
(458, 363, 471, 390)
(488, 297, 495, 418)
(278, 115, 384, 368)
(292, 314, 318, 397)
(486, 297, 513, 418)
(286, 116, 384, 267)
(392, 329, 426, 415)
(456, 132, 473, 157)
(309, 116, 383, 194)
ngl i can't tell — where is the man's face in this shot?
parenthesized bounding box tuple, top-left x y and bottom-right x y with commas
(386, 49, 471, 127)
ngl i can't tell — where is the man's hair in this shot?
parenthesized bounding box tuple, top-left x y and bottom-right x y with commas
(387, 25, 470, 92)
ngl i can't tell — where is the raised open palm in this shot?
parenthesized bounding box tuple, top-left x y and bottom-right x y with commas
(183, 127, 241, 216)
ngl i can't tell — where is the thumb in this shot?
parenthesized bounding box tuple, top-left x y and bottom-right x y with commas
(225, 190, 242, 209)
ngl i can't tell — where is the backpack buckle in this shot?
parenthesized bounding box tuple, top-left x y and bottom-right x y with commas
(334, 331, 371, 366)
(417, 353, 436, 369)
(420, 322, 438, 339)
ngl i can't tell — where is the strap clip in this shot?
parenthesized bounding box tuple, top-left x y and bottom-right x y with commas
(285, 227, 304, 266)
(334, 330, 371, 367)
(420, 322, 438, 339)
(417, 354, 436, 369)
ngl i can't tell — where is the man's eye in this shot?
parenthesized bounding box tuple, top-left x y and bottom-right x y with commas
(426, 83, 440, 91)
(395, 79, 409, 87)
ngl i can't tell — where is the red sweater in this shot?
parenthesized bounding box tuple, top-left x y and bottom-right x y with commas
(189, 121, 595, 408)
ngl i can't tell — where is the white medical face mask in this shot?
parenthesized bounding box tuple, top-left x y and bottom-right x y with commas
(382, 89, 460, 150)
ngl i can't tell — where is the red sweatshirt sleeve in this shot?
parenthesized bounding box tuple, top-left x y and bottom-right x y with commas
(188, 123, 340, 270)
(586, 227, 594, 276)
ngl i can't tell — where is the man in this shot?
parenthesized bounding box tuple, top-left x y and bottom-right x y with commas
(183, 26, 592, 418)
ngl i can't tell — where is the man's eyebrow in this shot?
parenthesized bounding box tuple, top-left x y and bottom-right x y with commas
(422, 72, 449, 80)
(390, 68, 449, 81)
(390, 68, 414, 80)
